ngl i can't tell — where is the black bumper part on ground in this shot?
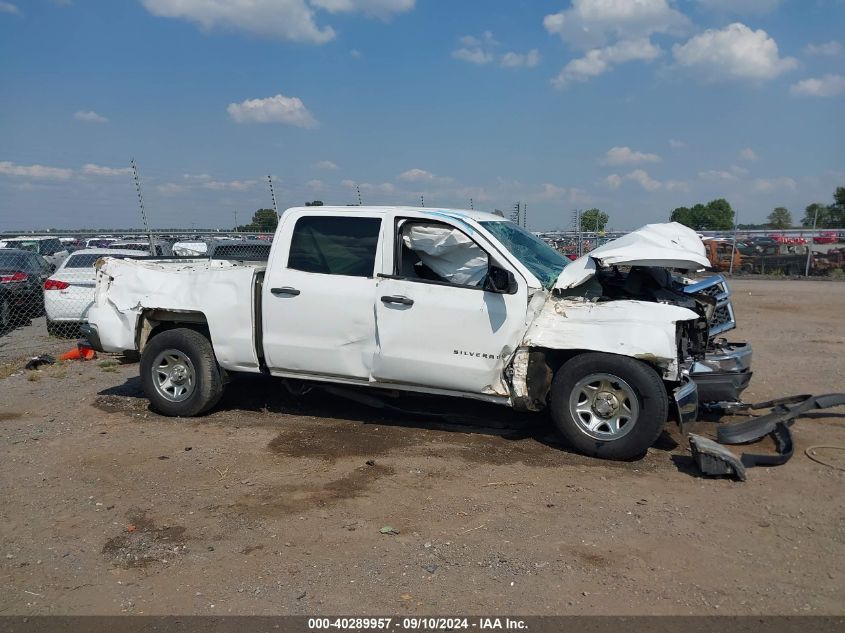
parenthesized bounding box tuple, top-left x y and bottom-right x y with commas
(690, 393, 845, 480)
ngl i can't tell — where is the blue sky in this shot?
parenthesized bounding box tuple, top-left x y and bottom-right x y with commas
(1, 0, 843, 231)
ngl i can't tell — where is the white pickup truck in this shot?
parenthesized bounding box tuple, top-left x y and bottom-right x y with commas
(84, 206, 752, 460)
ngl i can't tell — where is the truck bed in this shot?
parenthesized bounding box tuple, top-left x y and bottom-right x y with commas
(90, 258, 265, 371)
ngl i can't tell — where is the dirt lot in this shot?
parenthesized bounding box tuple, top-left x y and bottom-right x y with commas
(1, 279, 843, 616)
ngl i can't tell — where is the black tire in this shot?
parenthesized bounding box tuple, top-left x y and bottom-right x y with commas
(0, 296, 9, 332)
(549, 352, 668, 460)
(46, 319, 61, 337)
(140, 328, 224, 417)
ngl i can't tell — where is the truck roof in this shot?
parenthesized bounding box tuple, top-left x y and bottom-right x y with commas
(283, 205, 507, 223)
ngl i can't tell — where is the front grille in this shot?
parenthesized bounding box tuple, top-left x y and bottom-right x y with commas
(683, 274, 736, 337)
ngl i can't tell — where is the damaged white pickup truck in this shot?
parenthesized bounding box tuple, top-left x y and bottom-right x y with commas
(84, 206, 752, 460)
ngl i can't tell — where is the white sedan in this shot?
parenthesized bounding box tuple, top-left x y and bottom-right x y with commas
(44, 249, 141, 335)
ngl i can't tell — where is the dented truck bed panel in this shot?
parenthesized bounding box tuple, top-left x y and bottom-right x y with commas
(89, 258, 263, 372)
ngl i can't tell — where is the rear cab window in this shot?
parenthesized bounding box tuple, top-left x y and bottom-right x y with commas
(287, 216, 381, 277)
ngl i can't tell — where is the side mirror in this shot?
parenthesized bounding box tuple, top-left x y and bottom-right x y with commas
(485, 265, 518, 294)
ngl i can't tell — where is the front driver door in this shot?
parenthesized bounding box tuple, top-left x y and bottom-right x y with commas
(373, 218, 528, 395)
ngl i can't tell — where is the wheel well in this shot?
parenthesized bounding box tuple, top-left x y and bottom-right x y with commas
(137, 309, 210, 352)
(524, 347, 666, 409)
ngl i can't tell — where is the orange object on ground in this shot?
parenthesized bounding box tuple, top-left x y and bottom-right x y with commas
(59, 344, 97, 361)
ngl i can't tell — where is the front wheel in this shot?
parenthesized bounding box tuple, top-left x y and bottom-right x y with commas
(140, 328, 224, 417)
(549, 353, 668, 460)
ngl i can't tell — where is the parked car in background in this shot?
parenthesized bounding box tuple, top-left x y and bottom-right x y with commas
(108, 240, 173, 256)
(43, 248, 143, 336)
(85, 238, 116, 249)
(814, 232, 839, 244)
(208, 239, 272, 261)
(0, 248, 53, 331)
(0, 236, 69, 269)
(172, 241, 209, 257)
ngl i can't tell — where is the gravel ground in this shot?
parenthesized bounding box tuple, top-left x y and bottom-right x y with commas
(0, 279, 843, 615)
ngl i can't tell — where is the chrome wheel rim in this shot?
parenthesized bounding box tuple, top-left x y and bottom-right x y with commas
(568, 372, 639, 441)
(152, 349, 196, 403)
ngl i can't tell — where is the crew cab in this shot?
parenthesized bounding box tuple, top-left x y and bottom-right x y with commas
(84, 206, 752, 460)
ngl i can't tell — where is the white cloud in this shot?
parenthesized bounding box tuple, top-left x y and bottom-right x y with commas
(739, 147, 758, 161)
(699, 164, 751, 182)
(537, 183, 567, 200)
(82, 163, 132, 177)
(452, 32, 497, 65)
(141, 0, 335, 44)
(603, 174, 622, 189)
(74, 110, 108, 123)
(601, 145, 661, 166)
(804, 40, 842, 57)
(543, 0, 688, 50)
(305, 179, 325, 191)
(500, 49, 541, 68)
(310, 0, 414, 19)
(342, 179, 395, 195)
(751, 176, 796, 193)
(350, 48, 362, 58)
(202, 179, 257, 191)
(608, 169, 686, 192)
(0, 161, 73, 180)
(398, 168, 437, 182)
(314, 160, 338, 171)
(625, 169, 662, 191)
(156, 183, 188, 196)
(699, 169, 738, 182)
(227, 94, 318, 128)
(0, 1, 21, 15)
(669, 138, 687, 149)
(552, 38, 661, 88)
(672, 23, 797, 81)
(696, 0, 782, 14)
(790, 74, 845, 98)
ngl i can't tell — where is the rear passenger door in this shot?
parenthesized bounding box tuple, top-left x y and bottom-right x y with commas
(262, 212, 384, 381)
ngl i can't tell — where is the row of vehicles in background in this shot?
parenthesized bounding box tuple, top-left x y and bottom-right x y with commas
(0, 234, 274, 335)
(702, 234, 845, 275)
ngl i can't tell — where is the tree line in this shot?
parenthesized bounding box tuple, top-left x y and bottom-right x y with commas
(669, 186, 844, 231)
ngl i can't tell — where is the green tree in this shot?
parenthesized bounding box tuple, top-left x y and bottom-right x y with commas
(305, 200, 324, 207)
(670, 198, 735, 230)
(580, 208, 609, 232)
(767, 207, 792, 229)
(801, 202, 831, 228)
(252, 208, 279, 232)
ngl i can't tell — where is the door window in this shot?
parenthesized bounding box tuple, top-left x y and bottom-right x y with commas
(397, 221, 488, 287)
(288, 216, 381, 277)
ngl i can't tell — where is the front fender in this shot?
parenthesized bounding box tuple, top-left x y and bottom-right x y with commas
(522, 297, 699, 380)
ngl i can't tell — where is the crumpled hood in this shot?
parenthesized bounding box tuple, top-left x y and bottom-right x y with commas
(554, 222, 710, 290)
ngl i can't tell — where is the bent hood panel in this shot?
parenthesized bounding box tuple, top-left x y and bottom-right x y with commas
(554, 222, 709, 290)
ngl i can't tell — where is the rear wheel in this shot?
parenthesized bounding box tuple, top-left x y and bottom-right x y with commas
(140, 328, 224, 417)
(549, 353, 668, 460)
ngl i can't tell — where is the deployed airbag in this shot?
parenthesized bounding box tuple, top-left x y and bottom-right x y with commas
(402, 224, 488, 286)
